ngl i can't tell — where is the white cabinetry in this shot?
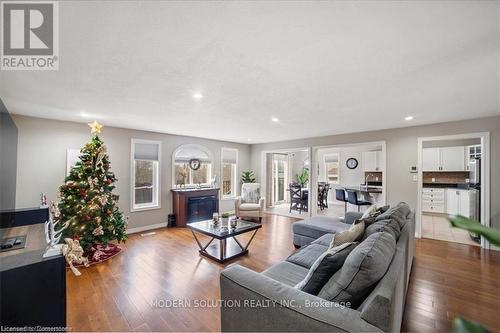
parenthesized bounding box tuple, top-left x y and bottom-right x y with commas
(422, 146, 465, 171)
(445, 189, 470, 217)
(422, 148, 440, 171)
(422, 188, 445, 213)
(362, 151, 384, 172)
(440, 147, 465, 171)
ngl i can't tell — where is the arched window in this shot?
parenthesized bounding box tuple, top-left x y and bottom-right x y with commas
(172, 144, 213, 187)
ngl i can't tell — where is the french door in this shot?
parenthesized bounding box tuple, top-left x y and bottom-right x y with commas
(272, 156, 288, 205)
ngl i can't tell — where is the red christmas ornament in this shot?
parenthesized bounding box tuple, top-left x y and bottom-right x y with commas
(84, 215, 91, 221)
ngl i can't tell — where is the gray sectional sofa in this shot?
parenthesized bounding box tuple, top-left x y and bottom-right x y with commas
(292, 212, 364, 247)
(220, 203, 414, 332)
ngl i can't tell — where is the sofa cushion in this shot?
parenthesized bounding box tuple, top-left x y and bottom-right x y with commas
(262, 261, 309, 287)
(329, 221, 365, 247)
(375, 202, 410, 228)
(238, 203, 261, 211)
(287, 243, 328, 268)
(295, 242, 358, 295)
(292, 217, 350, 240)
(318, 232, 396, 308)
(311, 234, 334, 247)
(363, 219, 401, 241)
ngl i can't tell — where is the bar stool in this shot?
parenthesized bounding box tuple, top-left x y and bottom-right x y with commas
(346, 190, 372, 212)
(335, 188, 348, 213)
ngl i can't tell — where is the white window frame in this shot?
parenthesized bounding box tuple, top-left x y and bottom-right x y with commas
(221, 147, 238, 199)
(324, 153, 340, 184)
(131, 139, 162, 212)
(172, 144, 214, 188)
(173, 162, 213, 187)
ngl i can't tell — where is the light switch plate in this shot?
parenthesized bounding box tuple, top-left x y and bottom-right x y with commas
(432, 178, 436, 182)
(412, 175, 418, 181)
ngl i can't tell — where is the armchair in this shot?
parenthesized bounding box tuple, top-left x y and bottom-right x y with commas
(235, 183, 265, 222)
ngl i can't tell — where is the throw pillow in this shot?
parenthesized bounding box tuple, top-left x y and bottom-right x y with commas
(330, 220, 365, 248)
(241, 184, 260, 203)
(361, 204, 378, 219)
(363, 219, 401, 241)
(354, 208, 381, 227)
(318, 232, 396, 308)
(375, 202, 410, 229)
(295, 242, 358, 295)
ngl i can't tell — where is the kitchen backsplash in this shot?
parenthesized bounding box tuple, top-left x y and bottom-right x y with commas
(365, 171, 383, 183)
(423, 171, 470, 184)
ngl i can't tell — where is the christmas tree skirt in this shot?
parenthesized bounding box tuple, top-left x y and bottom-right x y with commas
(73, 243, 122, 267)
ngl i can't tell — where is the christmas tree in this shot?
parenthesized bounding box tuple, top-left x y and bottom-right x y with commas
(57, 121, 127, 250)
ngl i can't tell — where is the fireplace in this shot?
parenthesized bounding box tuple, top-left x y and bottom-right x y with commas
(171, 188, 220, 227)
(187, 195, 218, 223)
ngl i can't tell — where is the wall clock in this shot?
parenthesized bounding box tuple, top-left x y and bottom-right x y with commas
(346, 158, 358, 170)
(189, 158, 201, 171)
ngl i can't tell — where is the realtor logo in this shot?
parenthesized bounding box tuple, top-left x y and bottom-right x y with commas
(1, 1, 59, 70)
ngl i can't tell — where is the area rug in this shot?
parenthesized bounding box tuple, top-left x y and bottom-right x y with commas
(72, 243, 122, 267)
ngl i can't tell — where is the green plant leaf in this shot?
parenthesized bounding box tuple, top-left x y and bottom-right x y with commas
(241, 171, 256, 183)
(448, 215, 500, 246)
(452, 317, 490, 333)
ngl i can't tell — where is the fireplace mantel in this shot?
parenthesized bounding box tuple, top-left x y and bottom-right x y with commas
(171, 188, 220, 227)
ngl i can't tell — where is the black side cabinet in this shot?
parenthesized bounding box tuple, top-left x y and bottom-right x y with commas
(0, 256, 66, 328)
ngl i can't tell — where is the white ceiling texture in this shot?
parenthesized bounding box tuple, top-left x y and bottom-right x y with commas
(1, 1, 499, 143)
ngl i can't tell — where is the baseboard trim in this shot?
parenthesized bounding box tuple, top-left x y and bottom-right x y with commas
(490, 245, 500, 252)
(126, 222, 167, 235)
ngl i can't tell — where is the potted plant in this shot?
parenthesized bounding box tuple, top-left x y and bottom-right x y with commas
(296, 169, 309, 187)
(241, 171, 256, 184)
(221, 212, 231, 225)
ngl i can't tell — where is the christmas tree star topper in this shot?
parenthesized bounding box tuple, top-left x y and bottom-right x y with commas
(88, 121, 103, 135)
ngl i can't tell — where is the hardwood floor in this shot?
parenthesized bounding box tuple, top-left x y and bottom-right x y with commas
(67, 214, 500, 332)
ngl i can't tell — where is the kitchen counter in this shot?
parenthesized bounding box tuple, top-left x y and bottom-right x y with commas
(0, 223, 56, 272)
(423, 183, 471, 189)
(343, 185, 383, 194)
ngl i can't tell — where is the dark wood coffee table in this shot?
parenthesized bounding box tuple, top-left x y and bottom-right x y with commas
(187, 219, 262, 263)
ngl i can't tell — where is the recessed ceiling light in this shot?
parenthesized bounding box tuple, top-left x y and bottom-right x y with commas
(247, 138, 252, 142)
(405, 116, 414, 121)
(271, 117, 279, 122)
(192, 93, 203, 99)
(80, 111, 89, 118)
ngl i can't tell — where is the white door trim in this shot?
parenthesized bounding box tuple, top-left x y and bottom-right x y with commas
(260, 147, 311, 216)
(416, 132, 490, 249)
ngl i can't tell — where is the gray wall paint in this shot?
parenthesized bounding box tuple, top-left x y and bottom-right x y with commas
(13, 115, 250, 230)
(250, 115, 500, 230)
(0, 101, 18, 211)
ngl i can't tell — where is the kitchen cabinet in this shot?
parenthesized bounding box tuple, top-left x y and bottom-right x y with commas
(422, 146, 465, 171)
(422, 188, 445, 213)
(422, 148, 440, 171)
(446, 189, 470, 217)
(465, 145, 481, 171)
(441, 147, 465, 171)
(362, 151, 384, 172)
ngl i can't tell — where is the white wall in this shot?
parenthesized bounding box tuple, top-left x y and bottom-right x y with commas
(13, 115, 250, 230)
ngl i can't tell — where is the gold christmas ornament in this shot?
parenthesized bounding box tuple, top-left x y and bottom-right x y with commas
(88, 120, 103, 135)
(62, 238, 89, 276)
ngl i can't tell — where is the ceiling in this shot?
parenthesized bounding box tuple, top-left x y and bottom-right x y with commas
(1, 1, 499, 144)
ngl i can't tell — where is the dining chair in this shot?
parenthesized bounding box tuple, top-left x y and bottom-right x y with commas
(289, 184, 307, 214)
(346, 190, 372, 212)
(335, 188, 348, 213)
